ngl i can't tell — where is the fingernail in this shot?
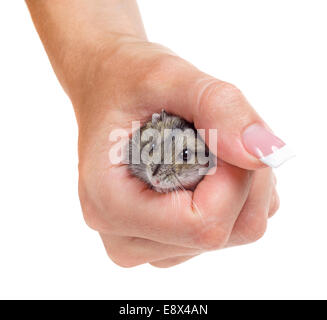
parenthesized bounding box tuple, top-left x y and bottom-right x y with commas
(242, 123, 295, 168)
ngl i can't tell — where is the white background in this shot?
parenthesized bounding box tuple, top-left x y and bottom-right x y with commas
(0, 0, 326, 299)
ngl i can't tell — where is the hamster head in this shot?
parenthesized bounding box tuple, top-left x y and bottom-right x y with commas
(128, 110, 215, 193)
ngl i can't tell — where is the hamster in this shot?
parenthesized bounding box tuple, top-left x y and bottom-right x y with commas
(127, 110, 215, 193)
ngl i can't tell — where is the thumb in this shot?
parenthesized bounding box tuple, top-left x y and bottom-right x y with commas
(163, 62, 294, 170)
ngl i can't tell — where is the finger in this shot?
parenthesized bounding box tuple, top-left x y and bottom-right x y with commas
(150, 255, 198, 268)
(95, 161, 252, 250)
(150, 57, 293, 170)
(100, 233, 202, 268)
(191, 161, 253, 249)
(273, 172, 277, 186)
(226, 167, 274, 247)
(268, 188, 280, 218)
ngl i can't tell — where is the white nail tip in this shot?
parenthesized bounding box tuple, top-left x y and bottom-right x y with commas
(260, 145, 295, 168)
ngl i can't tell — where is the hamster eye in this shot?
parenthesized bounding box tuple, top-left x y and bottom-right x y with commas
(149, 143, 155, 156)
(181, 149, 192, 162)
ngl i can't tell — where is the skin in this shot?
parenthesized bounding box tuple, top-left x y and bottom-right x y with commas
(26, 0, 279, 268)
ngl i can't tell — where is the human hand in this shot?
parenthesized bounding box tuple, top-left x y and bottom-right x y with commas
(26, 0, 283, 268)
(75, 37, 280, 267)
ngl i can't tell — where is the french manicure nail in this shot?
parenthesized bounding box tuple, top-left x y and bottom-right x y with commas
(242, 123, 295, 168)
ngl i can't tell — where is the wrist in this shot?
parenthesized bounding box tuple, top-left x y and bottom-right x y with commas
(60, 33, 147, 104)
(25, 0, 147, 102)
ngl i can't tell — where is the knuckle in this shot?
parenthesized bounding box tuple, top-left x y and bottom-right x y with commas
(81, 203, 107, 232)
(269, 193, 280, 217)
(138, 54, 188, 90)
(150, 256, 194, 268)
(274, 198, 280, 212)
(272, 199, 280, 214)
(150, 262, 174, 268)
(106, 249, 140, 268)
(197, 81, 244, 118)
(78, 160, 119, 233)
(214, 82, 243, 102)
(193, 223, 230, 250)
(80, 201, 97, 231)
(102, 238, 145, 268)
(78, 179, 113, 233)
(242, 215, 268, 242)
(109, 255, 138, 268)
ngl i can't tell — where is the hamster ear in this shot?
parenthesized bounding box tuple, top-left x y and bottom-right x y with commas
(160, 109, 167, 120)
(152, 113, 161, 124)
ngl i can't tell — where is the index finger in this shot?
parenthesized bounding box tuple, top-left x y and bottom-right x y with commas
(99, 162, 252, 249)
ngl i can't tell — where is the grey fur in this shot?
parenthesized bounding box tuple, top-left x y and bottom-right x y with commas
(127, 110, 216, 193)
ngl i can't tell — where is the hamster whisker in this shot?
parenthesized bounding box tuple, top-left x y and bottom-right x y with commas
(128, 110, 214, 195)
(173, 174, 204, 224)
(172, 189, 177, 210)
(175, 188, 181, 209)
